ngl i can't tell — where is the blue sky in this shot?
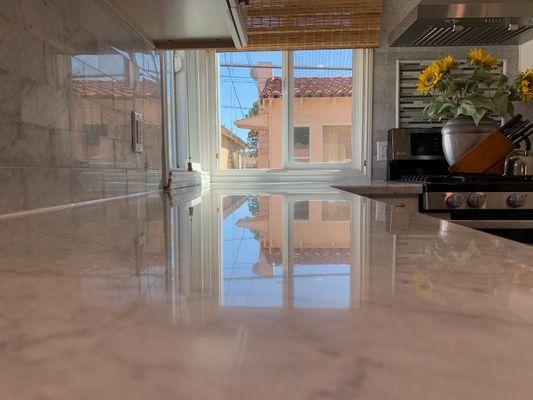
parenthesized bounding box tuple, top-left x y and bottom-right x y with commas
(222, 196, 351, 308)
(219, 50, 353, 142)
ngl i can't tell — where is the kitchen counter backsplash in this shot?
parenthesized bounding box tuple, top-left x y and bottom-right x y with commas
(0, 0, 163, 214)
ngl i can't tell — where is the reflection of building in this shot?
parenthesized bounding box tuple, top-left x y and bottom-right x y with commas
(236, 196, 351, 276)
(220, 125, 251, 169)
(236, 64, 352, 168)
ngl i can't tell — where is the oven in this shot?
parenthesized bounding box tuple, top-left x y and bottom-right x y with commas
(418, 181, 533, 245)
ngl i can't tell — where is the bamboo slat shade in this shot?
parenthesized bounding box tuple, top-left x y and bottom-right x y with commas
(244, 0, 382, 51)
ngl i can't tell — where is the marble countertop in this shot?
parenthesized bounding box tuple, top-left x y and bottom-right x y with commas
(1, 189, 533, 399)
(335, 180, 423, 195)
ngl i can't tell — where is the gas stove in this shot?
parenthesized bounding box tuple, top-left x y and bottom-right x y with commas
(401, 175, 533, 212)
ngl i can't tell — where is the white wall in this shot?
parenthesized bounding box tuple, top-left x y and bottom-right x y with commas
(519, 40, 533, 71)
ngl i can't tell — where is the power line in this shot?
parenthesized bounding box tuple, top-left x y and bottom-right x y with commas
(224, 53, 246, 119)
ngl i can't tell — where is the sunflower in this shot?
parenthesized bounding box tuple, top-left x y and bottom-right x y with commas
(436, 55, 459, 72)
(518, 69, 533, 101)
(469, 48, 498, 70)
(417, 63, 443, 94)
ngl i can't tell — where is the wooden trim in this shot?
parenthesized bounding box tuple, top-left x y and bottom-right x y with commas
(154, 39, 236, 50)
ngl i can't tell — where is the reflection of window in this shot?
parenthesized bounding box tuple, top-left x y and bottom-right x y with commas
(322, 125, 352, 163)
(322, 200, 350, 221)
(294, 201, 309, 220)
(293, 127, 310, 163)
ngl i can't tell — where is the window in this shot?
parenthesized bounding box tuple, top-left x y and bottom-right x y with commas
(291, 50, 353, 165)
(216, 49, 372, 175)
(294, 200, 309, 220)
(293, 127, 310, 163)
(218, 51, 282, 170)
(322, 125, 352, 163)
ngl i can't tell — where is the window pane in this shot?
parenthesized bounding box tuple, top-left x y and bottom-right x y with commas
(218, 51, 282, 170)
(292, 50, 353, 164)
(322, 125, 352, 163)
(294, 200, 309, 220)
(293, 127, 310, 163)
(222, 195, 284, 307)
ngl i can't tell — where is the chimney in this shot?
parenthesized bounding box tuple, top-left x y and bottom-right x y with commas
(251, 62, 273, 95)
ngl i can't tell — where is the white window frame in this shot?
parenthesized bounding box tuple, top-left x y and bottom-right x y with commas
(210, 49, 373, 183)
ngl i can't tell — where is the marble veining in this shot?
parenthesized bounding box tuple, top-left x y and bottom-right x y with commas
(0, 188, 533, 399)
(0, 0, 163, 215)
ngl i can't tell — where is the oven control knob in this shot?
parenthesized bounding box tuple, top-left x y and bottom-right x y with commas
(467, 193, 486, 208)
(445, 193, 464, 209)
(507, 193, 527, 208)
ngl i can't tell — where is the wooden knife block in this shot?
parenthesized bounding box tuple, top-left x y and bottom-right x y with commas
(448, 130, 515, 174)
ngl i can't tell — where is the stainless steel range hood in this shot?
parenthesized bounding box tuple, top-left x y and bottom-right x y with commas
(389, 0, 533, 47)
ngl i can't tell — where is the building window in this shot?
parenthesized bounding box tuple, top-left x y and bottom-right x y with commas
(322, 200, 350, 221)
(216, 49, 371, 174)
(294, 201, 309, 220)
(322, 125, 352, 163)
(293, 127, 310, 163)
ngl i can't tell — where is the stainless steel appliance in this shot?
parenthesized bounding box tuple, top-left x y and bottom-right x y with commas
(389, 0, 533, 47)
(505, 139, 533, 176)
(387, 128, 449, 180)
(402, 175, 533, 244)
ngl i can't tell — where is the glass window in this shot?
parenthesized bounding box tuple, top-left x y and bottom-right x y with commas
(218, 51, 282, 170)
(217, 49, 359, 171)
(322, 125, 352, 163)
(294, 200, 309, 220)
(322, 200, 351, 221)
(292, 49, 353, 165)
(293, 127, 310, 163)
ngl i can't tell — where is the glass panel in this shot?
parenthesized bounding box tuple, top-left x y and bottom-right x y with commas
(291, 199, 351, 308)
(218, 51, 283, 170)
(292, 50, 353, 164)
(322, 125, 352, 163)
(222, 195, 284, 307)
(294, 200, 309, 220)
(293, 127, 310, 162)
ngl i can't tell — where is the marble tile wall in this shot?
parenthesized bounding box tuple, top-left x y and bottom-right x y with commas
(372, 0, 530, 180)
(0, 0, 163, 214)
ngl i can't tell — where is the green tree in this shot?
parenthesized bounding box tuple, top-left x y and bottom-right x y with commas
(246, 101, 260, 158)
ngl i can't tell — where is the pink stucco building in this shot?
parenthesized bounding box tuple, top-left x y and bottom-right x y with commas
(235, 64, 353, 169)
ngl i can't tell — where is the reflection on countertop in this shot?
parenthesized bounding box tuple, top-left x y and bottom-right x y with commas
(1, 188, 533, 399)
(335, 180, 423, 195)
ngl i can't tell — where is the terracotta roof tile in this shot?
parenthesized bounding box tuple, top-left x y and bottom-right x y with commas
(260, 76, 352, 99)
(73, 79, 160, 98)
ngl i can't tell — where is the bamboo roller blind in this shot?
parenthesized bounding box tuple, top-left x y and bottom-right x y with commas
(244, 0, 383, 51)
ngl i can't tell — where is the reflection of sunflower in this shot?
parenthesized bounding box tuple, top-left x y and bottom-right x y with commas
(412, 271, 435, 299)
(417, 63, 443, 94)
(518, 69, 533, 102)
(437, 55, 459, 72)
(469, 48, 498, 70)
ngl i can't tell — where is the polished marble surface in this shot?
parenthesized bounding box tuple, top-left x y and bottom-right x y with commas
(0, 0, 162, 214)
(336, 180, 423, 195)
(1, 188, 533, 399)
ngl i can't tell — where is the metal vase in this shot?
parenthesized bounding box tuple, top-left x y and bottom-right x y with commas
(441, 116, 499, 165)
